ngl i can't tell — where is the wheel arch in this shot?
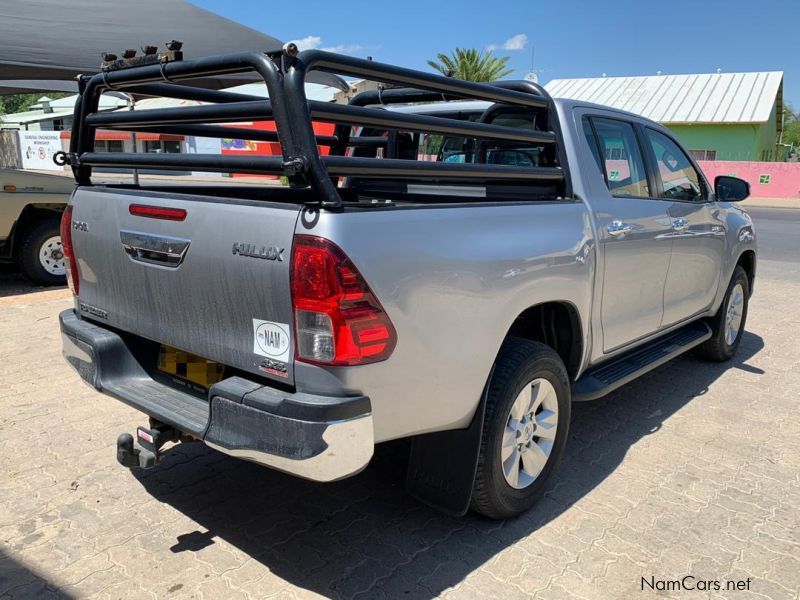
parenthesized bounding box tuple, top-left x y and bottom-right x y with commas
(8, 204, 65, 260)
(736, 249, 756, 297)
(504, 300, 583, 380)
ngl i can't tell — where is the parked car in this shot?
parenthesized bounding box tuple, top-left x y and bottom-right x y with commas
(1, 168, 71, 285)
(58, 49, 756, 518)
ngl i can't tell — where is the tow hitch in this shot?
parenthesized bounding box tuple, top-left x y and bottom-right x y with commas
(116, 422, 181, 469)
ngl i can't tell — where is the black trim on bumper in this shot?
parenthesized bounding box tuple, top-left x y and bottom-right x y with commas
(60, 309, 374, 481)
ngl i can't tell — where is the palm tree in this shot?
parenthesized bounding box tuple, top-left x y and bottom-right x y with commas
(427, 48, 513, 82)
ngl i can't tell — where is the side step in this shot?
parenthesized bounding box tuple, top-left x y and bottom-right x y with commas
(572, 321, 712, 401)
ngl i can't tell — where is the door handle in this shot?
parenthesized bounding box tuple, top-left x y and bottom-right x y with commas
(672, 218, 689, 231)
(607, 221, 633, 237)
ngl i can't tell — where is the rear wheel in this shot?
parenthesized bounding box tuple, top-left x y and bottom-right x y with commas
(471, 338, 571, 519)
(18, 218, 66, 286)
(694, 266, 749, 362)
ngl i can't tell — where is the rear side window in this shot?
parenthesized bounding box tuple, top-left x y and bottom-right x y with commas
(645, 128, 704, 201)
(586, 117, 650, 199)
(407, 110, 554, 168)
(581, 117, 604, 174)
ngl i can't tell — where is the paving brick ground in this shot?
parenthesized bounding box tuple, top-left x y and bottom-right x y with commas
(0, 268, 798, 600)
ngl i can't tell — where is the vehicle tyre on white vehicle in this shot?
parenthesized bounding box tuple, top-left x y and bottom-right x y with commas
(18, 218, 66, 286)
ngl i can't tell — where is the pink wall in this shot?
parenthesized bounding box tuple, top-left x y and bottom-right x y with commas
(698, 161, 800, 199)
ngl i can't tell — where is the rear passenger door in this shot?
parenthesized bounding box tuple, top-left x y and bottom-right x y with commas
(581, 115, 674, 353)
(641, 127, 726, 325)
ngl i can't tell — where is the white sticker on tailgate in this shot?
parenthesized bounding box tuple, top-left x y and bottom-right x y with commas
(252, 319, 291, 362)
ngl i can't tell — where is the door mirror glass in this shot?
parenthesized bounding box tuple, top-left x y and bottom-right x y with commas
(714, 175, 750, 202)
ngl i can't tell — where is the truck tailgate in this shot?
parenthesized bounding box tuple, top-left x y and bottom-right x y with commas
(70, 187, 300, 385)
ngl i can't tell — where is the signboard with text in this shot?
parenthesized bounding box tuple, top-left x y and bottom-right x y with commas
(18, 131, 62, 170)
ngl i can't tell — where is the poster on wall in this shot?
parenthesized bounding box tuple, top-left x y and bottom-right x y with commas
(18, 131, 62, 170)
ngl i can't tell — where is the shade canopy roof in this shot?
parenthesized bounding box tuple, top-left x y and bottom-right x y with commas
(0, 0, 346, 92)
(0, 80, 79, 95)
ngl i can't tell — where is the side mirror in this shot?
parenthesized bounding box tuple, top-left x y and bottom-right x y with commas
(714, 175, 750, 202)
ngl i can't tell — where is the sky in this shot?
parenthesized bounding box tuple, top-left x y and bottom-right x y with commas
(193, 0, 800, 108)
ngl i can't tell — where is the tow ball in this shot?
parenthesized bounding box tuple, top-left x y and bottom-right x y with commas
(116, 422, 180, 469)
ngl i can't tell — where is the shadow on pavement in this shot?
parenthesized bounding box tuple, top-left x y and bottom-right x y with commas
(0, 266, 66, 299)
(132, 331, 764, 598)
(0, 548, 74, 599)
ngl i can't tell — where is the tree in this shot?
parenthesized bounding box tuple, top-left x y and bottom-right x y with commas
(0, 93, 72, 116)
(427, 48, 513, 82)
(783, 104, 800, 151)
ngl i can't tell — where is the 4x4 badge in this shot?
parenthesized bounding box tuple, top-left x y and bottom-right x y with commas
(232, 242, 284, 261)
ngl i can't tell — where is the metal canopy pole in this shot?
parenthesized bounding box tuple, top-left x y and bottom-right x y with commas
(129, 96, 139, 186)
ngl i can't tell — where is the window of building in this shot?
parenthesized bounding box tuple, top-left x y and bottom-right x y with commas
(645, 129, 704, 201)
(51, 119, 64, 131)
(95, 140, 124, 153)
(689, 149, 716, 161)
(144, 140, 182, 153)
(584, 117, 650, 198)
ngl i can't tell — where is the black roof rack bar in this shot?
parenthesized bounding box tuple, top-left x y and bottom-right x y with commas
(78, 151, 563, 182)
(347, 81, 549, 108)
(86, 99, 554, 146)
(308, 101, 557, 145)
(321, 156, 564, 180)
(492, 80, 573, 199)
(350, 88, 468, 107)
(79, 152, 286, 175)
(85, 100, 274, 127)
(295, 51, 549, 109)
(73, 51, 292, 185)
(70, 49, 569, 207)
(92, 51, 282, 89)
(126, 83, 266, 104)
(280, 51, 561, 206)
(115, 124, 387, 148)
(125, 123, 334, 146)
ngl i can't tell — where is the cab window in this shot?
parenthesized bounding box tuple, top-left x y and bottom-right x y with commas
(419, 110, 552, 168)
(585, 117, 650, 198)
(645, 128, 704, 201)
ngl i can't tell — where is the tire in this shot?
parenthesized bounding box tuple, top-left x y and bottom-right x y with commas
(18, 218, 67, 286)
(694, 265, 749, 362)
(471, 338, 571, 519)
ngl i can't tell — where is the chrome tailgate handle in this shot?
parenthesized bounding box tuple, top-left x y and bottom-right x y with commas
(120, 230, 190, 267)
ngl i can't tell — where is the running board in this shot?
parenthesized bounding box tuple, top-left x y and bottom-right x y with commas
(572, 321, 712, 401)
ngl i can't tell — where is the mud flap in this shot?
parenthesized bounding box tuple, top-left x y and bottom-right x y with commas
(406, 369, 492, 516)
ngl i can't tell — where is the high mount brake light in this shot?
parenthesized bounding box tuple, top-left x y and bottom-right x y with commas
(291, 235, 396, 366)
(129, 204, 187, 221)
(60, 205, 79, 295)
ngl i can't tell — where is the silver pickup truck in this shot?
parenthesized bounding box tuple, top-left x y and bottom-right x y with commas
(59, 48, 756, 518)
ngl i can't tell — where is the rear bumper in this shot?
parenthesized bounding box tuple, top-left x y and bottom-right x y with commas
(59, 309, 373, 482)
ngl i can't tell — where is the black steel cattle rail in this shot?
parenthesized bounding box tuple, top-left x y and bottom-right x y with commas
(68, 47, 569, 208)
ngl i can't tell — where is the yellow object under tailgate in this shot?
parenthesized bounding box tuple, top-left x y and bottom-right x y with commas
(157, 345, 225, 390)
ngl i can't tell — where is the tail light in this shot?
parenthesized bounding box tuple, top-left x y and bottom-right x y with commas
(291, 235, 396, 366)
(59, 205, 79, 295)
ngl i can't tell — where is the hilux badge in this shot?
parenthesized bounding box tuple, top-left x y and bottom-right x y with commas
(232, 242, 284, 261)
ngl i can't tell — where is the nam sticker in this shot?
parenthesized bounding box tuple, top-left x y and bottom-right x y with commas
(252, 319, 291, 363)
